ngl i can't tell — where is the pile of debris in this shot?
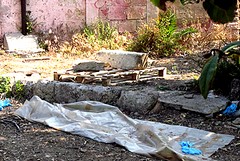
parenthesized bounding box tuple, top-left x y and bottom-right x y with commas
(54, 50, 166, 86)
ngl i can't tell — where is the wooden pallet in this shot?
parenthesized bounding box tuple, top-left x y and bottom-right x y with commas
(54, 67, 166, 86)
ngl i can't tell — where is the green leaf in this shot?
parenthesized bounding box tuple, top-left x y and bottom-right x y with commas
(150, 0, 175, 10)
(203, 0, 237, 24)
(221, 41, 240, 53)
(199, 54, 219, 99)
(180, 0, 202, 5)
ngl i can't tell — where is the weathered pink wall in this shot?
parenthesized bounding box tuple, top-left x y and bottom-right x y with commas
(0, 0, 21, 37)
(0, 0, 239, 40)
(86, 0, 158, 33)
(27, 0, 86, 33)
(0, 0, 158, 39)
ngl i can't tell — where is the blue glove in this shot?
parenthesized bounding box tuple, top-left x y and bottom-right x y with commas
(180, 141, 202, 155)
(222, 103, 237, 116)
(0, 99, 12, 111)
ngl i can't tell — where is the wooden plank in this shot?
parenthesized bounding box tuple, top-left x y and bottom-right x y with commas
(90, 69, 125, 76)
(54, 66, 167, 85)
(23, 57, 50, 62)
(54, 72, 60, 81)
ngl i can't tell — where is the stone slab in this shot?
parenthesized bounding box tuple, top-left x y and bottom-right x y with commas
(117, 90, 158, 114)
(158, 91, 228, 115)
(72, 60, 106, 72)
(95, 50, 148, 70)
(22, 80, 122, 105)
(4, 32, 44, 53)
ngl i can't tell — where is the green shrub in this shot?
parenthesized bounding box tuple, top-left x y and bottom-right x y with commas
(199, 41, 240, 98)
(0, 77, 11, 94)
(128, 10, 196, 58)
(84, 20, 116, 42)
(26, 11, 38, 34)
(59, 20, 130, 55)
(0, 77, 11, 98)
(213, 59, 240, 95)
(13, 80, 25, 99)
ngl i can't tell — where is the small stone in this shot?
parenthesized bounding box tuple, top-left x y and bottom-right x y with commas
(214, 121, 221, 126)
(134, 112, 139, 116)
(184, 94, 194, 99)
(232, 118, 240, 125)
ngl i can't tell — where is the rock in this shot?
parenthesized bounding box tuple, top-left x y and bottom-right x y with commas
(117, 90, 158, 114)
(95, 50, 148, 70)
(54, 82, 121, 105)
(229, 79, 240, 101)
(72, 60, 106, 72)
(26, 81, 122, 105)
(31, 80, 56, 102)
(158, 91, 228, 115)
(21, 82, 228, 115)
(232, 118, 240, 125)
(149, 101, 165, 114)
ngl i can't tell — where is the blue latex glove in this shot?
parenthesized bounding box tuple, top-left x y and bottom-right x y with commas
(180, 141, 202, 155)
(222, 103, 237, 116)
(0, 99, 12, 111)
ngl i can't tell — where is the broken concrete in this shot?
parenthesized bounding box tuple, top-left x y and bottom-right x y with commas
(13, 80, 230, 115)
(117, 90, 159, 114)
(158, 91, 228, 115)
(4, 32, 44, 53)
(24, 81, 122, 105)
(72, 60, 106, 72)
(95, 50, 148, 70)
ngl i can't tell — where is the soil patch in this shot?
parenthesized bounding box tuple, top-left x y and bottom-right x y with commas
(0, 52, 239, 161)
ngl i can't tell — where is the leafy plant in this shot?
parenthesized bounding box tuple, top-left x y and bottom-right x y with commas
(0, 77, 11, 98)
(128, 10, 196, 58)
(26, 11, 38, 34)
(59, 21, 130, 56)
(199, 41, 240, 98)
(84, 21, 116, 42)
(13, 80, 25, 99)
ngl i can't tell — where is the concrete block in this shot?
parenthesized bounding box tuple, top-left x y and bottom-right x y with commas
(26, 81, 122, 105)
(95, 50, 148, 70)
(72, 60, 106, 72)
(4, 32, 44, 53)
(117, 90, 158, 114)
(158, 91, 228, 115)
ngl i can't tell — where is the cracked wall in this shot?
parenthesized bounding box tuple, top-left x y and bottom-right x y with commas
(0, 0, 158, 39)
(0, 0, 21, 38)
(86, 0, 158, 33)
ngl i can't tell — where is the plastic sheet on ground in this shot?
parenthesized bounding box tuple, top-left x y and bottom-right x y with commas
(15, 96, 234, 161)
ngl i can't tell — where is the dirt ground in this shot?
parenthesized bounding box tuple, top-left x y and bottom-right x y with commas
(0, 51, 239, 161)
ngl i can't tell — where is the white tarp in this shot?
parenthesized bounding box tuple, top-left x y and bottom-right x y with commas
(15, 96, 234, 161)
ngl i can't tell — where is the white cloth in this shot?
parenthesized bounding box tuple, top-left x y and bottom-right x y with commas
(15, 96, 234, 161)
